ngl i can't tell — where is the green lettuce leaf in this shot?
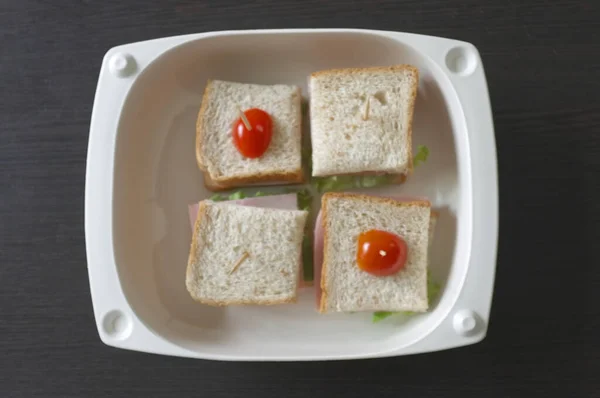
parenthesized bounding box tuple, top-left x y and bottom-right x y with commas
(301, 99, 309, 116)
(372, 311, 395, 323)
(372, 273, 441, 323)
(427, 275, 441, 304)
(297, 189, 312, 211)
(210, 191, 249, 201)
(413, 145, 430, 167)
(227, 191, 246, 200)
(209, 190, 270, 202)
(312, 175, 395, 193)
(302, 237, 314, 281)
(209, 193, 225, 201)
(311, 145, 430, 193)
(297, 189, 314, 281)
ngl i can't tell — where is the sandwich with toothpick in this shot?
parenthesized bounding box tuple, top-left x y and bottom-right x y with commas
(314, 193, 440, 321)
(196, 80, 305, 191)
(309, 65, 429, 191)
(186, 196, 308, 306)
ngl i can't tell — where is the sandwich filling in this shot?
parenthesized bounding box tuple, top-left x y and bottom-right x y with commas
(312, 145, 429, 192)
(314, 196, 440, 322)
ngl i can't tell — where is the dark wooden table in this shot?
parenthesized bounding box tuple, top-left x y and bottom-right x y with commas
(2, 0, 599, 397)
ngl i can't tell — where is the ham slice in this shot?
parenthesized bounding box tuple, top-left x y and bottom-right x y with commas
(313, 195, 433, 308)
(188, 194, 308, 288)
(314, 210, 324, 307)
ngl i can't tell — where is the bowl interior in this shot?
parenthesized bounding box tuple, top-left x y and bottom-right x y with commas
(113, 31, 467, 358)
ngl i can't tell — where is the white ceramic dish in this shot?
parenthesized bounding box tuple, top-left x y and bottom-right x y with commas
(85, 29, 498, 361)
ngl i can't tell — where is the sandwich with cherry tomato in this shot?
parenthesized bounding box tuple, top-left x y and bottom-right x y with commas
(314, 193, 439, 319)
(196, 80, 304, 191)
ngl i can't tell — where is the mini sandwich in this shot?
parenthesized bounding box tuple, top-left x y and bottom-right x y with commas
(187, 191, 314, 287)
(314, 193, 435, 314)
(186, 196, 308, 306)
(309, 65, 425, 191)
(196, 80, 304, 191)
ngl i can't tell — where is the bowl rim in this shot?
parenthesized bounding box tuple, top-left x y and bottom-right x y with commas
(85, 28, 498, 361)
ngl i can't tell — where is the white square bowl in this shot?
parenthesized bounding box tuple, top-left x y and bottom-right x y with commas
(85, 29, 498, 361)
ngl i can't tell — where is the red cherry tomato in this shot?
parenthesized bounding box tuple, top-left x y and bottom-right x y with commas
(357, 230, 408, 276)
(232, 108, 273, 158)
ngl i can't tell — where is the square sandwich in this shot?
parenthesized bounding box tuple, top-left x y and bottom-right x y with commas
(318, 193, 431, 313)
(196, 80, 304, 191)
(186, 201, 308, 305)
(309, 65, 419, 182)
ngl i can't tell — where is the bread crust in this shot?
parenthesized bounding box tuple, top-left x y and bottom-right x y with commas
(190, 296, 297, 306)
(186, 200, 209, 299)
(186, 201, 300, 306)
(195, 80, 214, 172)
(404, 66, 419, 176)
(318, 192, 431, 313)
(309, 64, 418, 79)
(202, 168, 305, 192)
(196, 83, 305, 192)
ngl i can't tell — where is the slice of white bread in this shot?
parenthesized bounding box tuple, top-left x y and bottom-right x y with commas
(319, 193, 430, 313)
(309, 65, 419, 178)
(196, 80, 304, 191)
(186, 201, 308, 306)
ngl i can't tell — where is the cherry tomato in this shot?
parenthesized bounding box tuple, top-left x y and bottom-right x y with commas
(356, 230, 408, 276)
(232, 108, 273, 158)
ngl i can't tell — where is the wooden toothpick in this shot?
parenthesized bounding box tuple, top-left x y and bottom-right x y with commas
(230, 252, 249, 274)
(238, 106, 252, 130)
(362, 96, 371, 121)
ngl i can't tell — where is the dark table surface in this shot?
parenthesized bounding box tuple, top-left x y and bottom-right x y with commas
(2, 0, 599, 397)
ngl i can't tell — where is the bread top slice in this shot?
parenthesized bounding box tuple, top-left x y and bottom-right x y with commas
(309, 65, 418, 177)
(196, 80, 304, 189)
(186, 201, 308, 306)
(319, 193, 430, 313)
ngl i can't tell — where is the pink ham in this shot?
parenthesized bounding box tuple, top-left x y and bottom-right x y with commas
(313, 195, 431, 308)
(188, 203, 200, 230)
(188, 194, 308, 288)
(314, 210, 324, 308)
